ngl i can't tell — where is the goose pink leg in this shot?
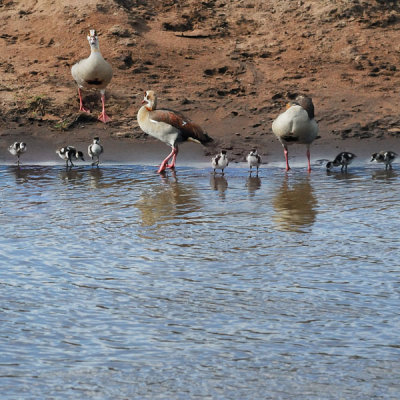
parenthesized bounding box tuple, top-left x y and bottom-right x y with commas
(98, 93, 111, 123)
(284, 146, 291, 171)
(158, 147, 176, 173)
(167, 147, 179, 169)
(78, 88, 90, 113)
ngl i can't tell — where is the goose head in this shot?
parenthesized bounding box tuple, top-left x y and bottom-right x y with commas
(142, 90, 157, 111)
(295, 95, 315, 119)
(87, 29, 100, 50)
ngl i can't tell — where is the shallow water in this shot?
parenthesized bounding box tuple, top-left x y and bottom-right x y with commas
(1, 164, 399, 399)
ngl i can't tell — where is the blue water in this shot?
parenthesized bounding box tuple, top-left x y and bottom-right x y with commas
(0, 164, 399, 399)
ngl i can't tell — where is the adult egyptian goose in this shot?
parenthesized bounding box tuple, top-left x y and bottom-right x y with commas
(212, 150, 229, 174)
(88, 137, 104, 166)
(71, 29, 113, 123)
(272, 95, 319, 172)
(326, 152, 356, 172)
(137, 90, 213, 173)
(56, 146, 85, 168)
(8, 142, 27, 165)
(246, 148, 261, 175)
(371, 151, 397, 170)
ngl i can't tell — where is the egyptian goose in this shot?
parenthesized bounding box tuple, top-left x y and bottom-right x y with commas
(212, 150, 229, 174)
(71, 29, 113, 123)
(137, 90, 213, 173)
(56, 146, 85, 168)
(326, 152, 356, 172)
(246, 148, 261, 175)
(272, 95, 319, 172)
(8, 142, 27, 165)
(371, 151, 397, 170)
(88, 137, 104, 166)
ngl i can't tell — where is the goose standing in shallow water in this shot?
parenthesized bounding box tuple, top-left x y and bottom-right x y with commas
(371, 151, 397, 170)
(212, 150, 229, 174)
(8, 142, 27, 165)
(56, 146, 85, 168)
(88, 137, 103, 166)
(246, 148, 261, 175)
(137, 90, 213, 173)
(71, 29, 113, 123)
(326, 152, 356, 172)
(272, 95, 319, 172)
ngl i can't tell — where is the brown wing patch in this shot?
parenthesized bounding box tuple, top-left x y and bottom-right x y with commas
(149, 109, 213, 144)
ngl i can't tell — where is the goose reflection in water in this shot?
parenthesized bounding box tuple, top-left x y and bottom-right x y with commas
(210, 174, 228, 199)
(136, 172, 200, 227)
(246, 176, 261, 197)
(273, 175, 317, 232)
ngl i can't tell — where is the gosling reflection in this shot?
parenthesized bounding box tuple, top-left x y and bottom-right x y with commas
(136, 176, 200, 227)
(59, 168, 84, 183)
(8, 166, 51, 184)
(210, 174, 228, 199)
(273, 176, 317, 232)
(8, 165, 30, 184)
(246, 176, 261, 197)
(88, 167, 103, 188)
(371, 169, 397, 181)
(326, 169, 358, 181)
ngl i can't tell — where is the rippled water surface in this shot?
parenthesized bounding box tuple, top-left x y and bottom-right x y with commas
(1, 164, 400, 399)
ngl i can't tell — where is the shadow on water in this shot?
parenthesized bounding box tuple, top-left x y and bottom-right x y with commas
(246, 176, 261, 197)
(210, 174, 228, 199)
(136, 170, 201, 227)
(272, 174, 317, 233)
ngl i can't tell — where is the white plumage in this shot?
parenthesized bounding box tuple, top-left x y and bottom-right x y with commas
(88, 137, 104, 166)
(8, 142, 27, 165)
(212, 150, 229, 174)
(246, 149, 261, 175)
(71, 29, 113, 123)
(272, 95, 319, 172)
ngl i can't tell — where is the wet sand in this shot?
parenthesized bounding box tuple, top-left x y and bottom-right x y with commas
(1, 124, 399, 168)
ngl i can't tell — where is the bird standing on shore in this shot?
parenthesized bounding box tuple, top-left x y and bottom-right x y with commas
(56, 146, 85, 168)
(326, 152, 356, 172)
(8, 142, 27, 165)
(247, 148, 261, 175)
(272, 95, 319, 172)
(137, 90, 213, 173)
(88, 137, 103, 166)
(371, 151, 397, 170)
(71, 29, 113, 123)
(212, 150, 229, 174)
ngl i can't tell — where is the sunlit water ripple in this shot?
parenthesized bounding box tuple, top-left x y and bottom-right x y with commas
(0, 164, 399, 399)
